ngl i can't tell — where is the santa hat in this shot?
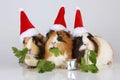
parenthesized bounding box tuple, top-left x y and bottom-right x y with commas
(20, 9, 39, 42)
(50, 6, 67, 31)
(73, 8, 88, 37)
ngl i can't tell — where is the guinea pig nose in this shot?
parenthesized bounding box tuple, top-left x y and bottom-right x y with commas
(52, 42, 56, 44)
(84, 43, 89, 46)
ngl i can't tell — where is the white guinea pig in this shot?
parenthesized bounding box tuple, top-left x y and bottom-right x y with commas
(72, 33, 114, 69)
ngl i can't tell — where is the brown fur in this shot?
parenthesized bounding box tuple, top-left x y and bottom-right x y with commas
(45, 30, 73, 68)
(23, 33, 45, 58)
(92, 36, 101, 58)
(23, 33, 45, 67)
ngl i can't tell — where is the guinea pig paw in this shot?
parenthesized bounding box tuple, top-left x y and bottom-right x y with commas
(27, 66, 36, 69)
(58, 65, 67, 69)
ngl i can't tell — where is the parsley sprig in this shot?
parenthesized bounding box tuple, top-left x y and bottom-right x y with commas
(12, 47, 55, 73)
(49, 48, 62, 57)
(80, 50, 99, 73)
(12, 47, 28, 63)
(37, 60, 55, 73)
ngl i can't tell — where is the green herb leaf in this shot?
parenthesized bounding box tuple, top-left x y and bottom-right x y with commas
(80, 57, 85, 65)
(88, 64, 99, 73)
(12, 47, 28, 63)
(80, 50, 99, 73)
(37, 60, 55, 73)
(80, 64, 89, 72)
(89, 50, 97, 64)
(49, 48, 62, 57)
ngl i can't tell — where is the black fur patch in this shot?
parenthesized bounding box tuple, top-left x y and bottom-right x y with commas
(72, 37, 85, 63)
(32, 36, 45, 59)
(87, 33, 98, 53)
(23, 39, 25, 44)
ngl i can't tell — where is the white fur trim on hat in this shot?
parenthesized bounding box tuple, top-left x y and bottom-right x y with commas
(20, 28, 39, 42)
(73, 27, 88, 37)
(50, 24, 66, 31)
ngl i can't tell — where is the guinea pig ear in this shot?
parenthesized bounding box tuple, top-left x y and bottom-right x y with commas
(36, 33, 46, 42)
(87, 33, 94, 39)
(23, 37, 31, 44)
(63, 31, 71, 38)
(46, 30, 54, 39)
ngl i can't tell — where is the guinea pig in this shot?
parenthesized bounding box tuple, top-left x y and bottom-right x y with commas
(44, 6, 73, 68)
(72, 33, 114, 69)
(20, 9, 46, 68)
(23, 33, 45, 68)
(72, 8, 114, 69)
(44, 30, 73, 68)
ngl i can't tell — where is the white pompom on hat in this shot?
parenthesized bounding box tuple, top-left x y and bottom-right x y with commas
(73, 8, 88, 37)
(50, 6, 67, 31)
(20, 9, 39, 42)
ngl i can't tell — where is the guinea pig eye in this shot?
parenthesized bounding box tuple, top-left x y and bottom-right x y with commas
(57, 36, 63, 42)
(23, 40, 26, 44)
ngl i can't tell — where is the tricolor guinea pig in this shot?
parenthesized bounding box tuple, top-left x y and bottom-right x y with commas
(20, 9, 45, 68)
(23, 34, 45, 68)
(73, 33, 114, 68)
(45, 30, 73, 68)
(72, 9, 114, 69)
(44, 7, 73, 68)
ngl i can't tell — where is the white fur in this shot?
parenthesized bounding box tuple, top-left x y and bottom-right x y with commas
(79, 45, 87, 50)
(24, 54, 38, 66)
(80, 33, 94, 50)
(95, 37, 114, 69)
(26, 38, 32, 50)
(47, 53, 67, 67)
(79, 33, 114, 69)
(48, 35, 58, 49)
(24, 38, 38, 66)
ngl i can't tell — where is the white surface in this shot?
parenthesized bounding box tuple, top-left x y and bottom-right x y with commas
(0, 0, 120, 80)
(0, 62, 120, 80)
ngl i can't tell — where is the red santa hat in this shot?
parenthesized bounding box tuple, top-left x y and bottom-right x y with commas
(73, 8, 88, 37)
(20, 9, 39, 42)
(50, 6, 67, 31)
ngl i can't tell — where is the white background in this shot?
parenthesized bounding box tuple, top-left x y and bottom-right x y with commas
(0, 0, 120, 80)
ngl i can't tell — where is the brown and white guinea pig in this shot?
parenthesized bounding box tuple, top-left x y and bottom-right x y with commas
(23, 33, 45, 68)
(72, 9, 114, 69)
(44, 30, 73, 68)
(72, 33, 114, 69)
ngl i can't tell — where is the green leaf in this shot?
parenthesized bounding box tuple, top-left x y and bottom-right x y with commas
(88, 64, 99, 73)
(37, 60, 55, 73)
(12, 47, 28, 63)
(89, 50, 97, 64)
(80, 57, 85, 65)
(22, 48, 28, 54)
(80, 64, 89, 72)
(12, 47, 18, 53)
(49, 48, 62, 57)
(80, 50, 99, 73)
